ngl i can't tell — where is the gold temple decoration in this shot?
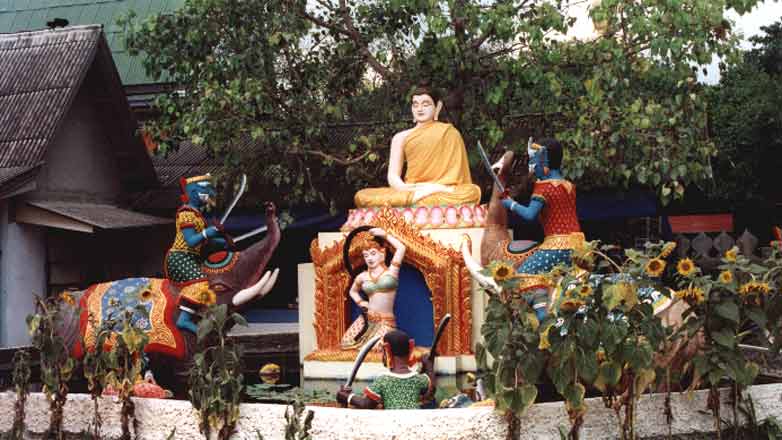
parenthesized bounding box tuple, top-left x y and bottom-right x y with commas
(307, 207, 473, 359)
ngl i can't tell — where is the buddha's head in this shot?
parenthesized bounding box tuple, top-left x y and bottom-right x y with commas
(353, 231, 387, 269)
(410, 84, 442, 124)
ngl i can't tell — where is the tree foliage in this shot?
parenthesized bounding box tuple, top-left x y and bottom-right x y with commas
(707, 18, 782, 202)
(122, 0, 763, 208)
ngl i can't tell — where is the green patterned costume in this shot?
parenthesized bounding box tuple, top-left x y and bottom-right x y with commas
(363, 371, 431, 409)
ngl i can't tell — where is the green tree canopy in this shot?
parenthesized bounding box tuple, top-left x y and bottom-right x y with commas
(707, 17, 782, 202)
(122, 0, 763, 209)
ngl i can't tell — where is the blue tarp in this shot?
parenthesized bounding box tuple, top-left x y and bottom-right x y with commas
(576, 190, 658, 221)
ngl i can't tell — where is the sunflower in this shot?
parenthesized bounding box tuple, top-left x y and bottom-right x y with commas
(675, 286, 706, 304)
(539, 324, 553, 350)
(560, 298, 586, 313)
(692, 287, 706, 304)
(644, 258, 666, 277)
(490, 261, 515, 282)
(724, 247, 738, 263)
(578, 284, 593, 298)
(658, 242, 677, 258)
(718, 271, 733, 284)
(676, 258, 697, 277)
(674, 289, 686, 300)
(739, 281, 770, 297)
(59, 291, 76, 306)
(596, 346, 606, 363)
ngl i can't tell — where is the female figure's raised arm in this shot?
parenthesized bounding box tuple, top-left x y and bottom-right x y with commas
(370, 228, 405, 276)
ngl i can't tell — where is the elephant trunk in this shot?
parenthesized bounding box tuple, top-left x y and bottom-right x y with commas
(481, 150, 516, 265)
(461, 235, 501, 294)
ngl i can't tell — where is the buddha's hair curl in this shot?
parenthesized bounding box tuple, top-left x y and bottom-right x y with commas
(410, 80, 442, 103)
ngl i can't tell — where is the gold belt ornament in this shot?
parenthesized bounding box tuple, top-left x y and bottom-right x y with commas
(539, 232, 585, 250)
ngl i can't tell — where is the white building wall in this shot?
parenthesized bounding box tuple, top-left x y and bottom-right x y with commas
(33, 84, 122, 202)
(0, 201, 47, 347)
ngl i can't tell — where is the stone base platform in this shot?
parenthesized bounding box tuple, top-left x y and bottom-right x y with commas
(4, 384, 782, 439)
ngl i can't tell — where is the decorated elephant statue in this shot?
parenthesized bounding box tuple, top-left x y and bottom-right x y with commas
(57, 202, 281, 392)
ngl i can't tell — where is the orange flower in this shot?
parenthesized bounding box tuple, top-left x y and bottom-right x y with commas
(718, 271, 733, 284)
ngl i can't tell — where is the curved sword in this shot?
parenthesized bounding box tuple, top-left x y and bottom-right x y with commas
(219, 174, 247, 225)
(476, 141, 505, 194)
(346, 335, 382, 388)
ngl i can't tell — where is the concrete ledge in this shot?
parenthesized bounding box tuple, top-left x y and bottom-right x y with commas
(1, 384, 781, 439)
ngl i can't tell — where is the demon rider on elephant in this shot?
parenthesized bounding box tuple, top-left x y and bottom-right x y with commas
(165, 173, 230, 333)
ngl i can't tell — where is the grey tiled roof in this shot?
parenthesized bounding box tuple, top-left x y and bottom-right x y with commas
(27, 200, 171, 229)
(0, 25, 100, 168)
(0, 25, 157, 195)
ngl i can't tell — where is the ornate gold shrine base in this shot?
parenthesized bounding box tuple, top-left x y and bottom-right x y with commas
(298, 207, 493, 380)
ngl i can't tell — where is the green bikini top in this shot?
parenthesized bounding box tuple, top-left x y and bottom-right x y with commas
(362, 272, 399, 294)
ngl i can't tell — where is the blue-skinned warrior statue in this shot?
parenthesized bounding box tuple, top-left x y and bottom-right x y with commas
(165, 173, 228, 333)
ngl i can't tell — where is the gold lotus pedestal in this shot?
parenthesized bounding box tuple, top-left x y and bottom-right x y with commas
(298, 206, 493, 381)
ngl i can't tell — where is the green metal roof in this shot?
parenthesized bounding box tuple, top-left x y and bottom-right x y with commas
(0, 0, 184, 86)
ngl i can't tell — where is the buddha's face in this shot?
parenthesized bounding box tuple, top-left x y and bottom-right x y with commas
(411, 94, 436, 123)
(362, 247, 386, 269)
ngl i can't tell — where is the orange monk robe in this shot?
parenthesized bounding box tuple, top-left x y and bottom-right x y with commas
(354, 121, 481, 208)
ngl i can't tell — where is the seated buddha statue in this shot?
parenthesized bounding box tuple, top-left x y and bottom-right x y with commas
(354, 85, 481, 208)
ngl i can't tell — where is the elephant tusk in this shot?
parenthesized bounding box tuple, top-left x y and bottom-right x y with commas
(232, 270, 273, 307)
(258, 268, 279, 297)
(460, 234, 501, 294)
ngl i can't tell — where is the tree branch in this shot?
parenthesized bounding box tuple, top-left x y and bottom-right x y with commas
(297, 148, 372, 166)
(344, 2, 393, 80)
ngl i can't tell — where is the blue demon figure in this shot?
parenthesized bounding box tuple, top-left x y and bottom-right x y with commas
(500, 139, 584, 321)
(164, 174, 227, 333)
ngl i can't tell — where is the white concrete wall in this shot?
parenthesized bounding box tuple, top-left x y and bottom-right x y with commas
(2, 384, 782, 439)
(0, 201, 46, 347)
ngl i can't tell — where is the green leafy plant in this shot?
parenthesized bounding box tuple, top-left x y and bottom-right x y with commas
(10, 348, 31, 439)
(26, 295, 77, 440)
(477, 241, 673, 440)
(284, 399, 314, 440)
(81, 311, 128, 440)
(103, 307, 150, 440)
(189, 304, 247, 440)
(670, 246, 782, 440)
